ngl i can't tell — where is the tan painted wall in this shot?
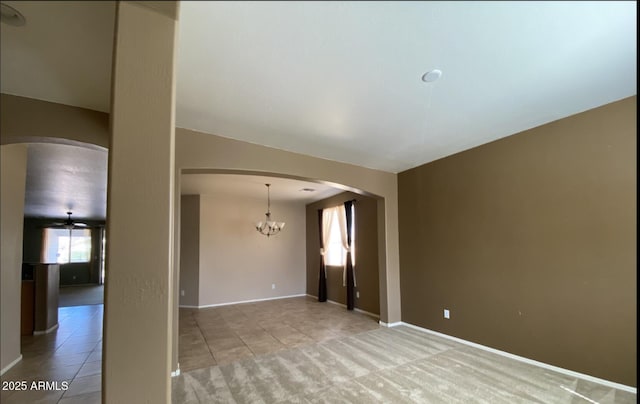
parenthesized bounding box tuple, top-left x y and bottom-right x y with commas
(197, 194, 306, 306)
(175, 129, 401, 323)
(0, 144, 27, 373)
(103, 1, 177, 402)
(0, 95, 402, 382)
(6, 65, 632, 391)
(179, 195, 200, 307)
(398, 96, 637, 387)
(0, 94, 109, 148)
(0, 94, 402, 379)
(306, 192, 380, 315)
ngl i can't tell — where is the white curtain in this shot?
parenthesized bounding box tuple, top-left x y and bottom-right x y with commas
(336, 206, 355, 287)
(321, 208, 334, 278)
(322, 205, 356, 286)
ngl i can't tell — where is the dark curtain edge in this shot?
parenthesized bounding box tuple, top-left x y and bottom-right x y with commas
(344, 200, 355, 310)
(317, 208, 327, 302)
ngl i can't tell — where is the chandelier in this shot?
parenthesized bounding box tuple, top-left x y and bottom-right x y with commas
(255, 183, 285, 237)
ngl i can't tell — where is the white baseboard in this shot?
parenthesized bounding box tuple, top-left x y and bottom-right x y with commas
(356, 307, 381, 320)
(33, 323, 59, 335)
(306, 294, 380, 319)
(1, 355, 22, 376)
(181, 293, 307, 309)
(379, 320, 402, 327)
(397, 321, 637, 394)
(171, 364, 181, 377)
(327, 299, 380, 319)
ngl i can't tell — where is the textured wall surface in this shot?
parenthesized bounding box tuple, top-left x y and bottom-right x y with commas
(399, 96, 636, 386)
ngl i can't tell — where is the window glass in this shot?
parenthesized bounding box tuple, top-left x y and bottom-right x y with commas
(325, 208, 344, 266)
(323, 205, 355, 266)
(42, 228, 92, 264)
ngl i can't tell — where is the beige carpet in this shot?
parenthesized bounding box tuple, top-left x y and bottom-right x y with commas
(59, 285, 104, 307)
(172, 325, 636, 403)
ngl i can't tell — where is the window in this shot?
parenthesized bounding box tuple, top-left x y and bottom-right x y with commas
(323, 205, 355, 267)
(325, 207, 343, 266)
(42, 228, 92, 264)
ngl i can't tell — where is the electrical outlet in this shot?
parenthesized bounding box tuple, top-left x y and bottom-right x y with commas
(180, 290, 185, 296)
(272, 284, 276, 290)
(444, 309, 450, 319)
(356, 291, 360, 298)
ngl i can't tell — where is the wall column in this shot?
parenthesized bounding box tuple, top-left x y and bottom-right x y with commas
(0, 144, 27, 374)
(103, 1, 178, 402)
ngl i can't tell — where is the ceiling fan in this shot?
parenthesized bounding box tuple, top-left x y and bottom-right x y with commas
(49, 211, 88, 229)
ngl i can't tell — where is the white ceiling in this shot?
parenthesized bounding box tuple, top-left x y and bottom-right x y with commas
(1, 1, 637, 219)
(181, 174, 344, 203)
(178, 1, 636, 173)
(0, 1, 114, 112)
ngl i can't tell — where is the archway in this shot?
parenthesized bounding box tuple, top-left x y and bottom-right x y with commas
(176, 168, 383, 310)
(172, 130, 401, 373)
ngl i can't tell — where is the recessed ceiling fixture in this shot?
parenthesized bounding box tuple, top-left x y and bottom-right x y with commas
(421, 69, 442, 83)
(0, 2, 26, 26)
(255, 184, 285, 237)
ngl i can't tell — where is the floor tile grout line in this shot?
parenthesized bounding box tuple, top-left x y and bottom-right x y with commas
(0, 303, 104, 404)
(204, 328, 449, 404)
(58, 305, 103, 403)
(179, 298, 380, 373)
(195, 327, 569, 404)
(193, 312, 217, 366)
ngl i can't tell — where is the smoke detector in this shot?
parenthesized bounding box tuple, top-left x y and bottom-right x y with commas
(422, 69, 442, 83)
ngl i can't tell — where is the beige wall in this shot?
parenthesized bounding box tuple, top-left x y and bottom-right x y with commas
(0, 95, 403, 386)
(306, 192, 380, 315)
(0, 94, 109, 148)
(103, 1, 177, 402)
(4, 83, 632, 392)
(179, 195, 200, 307)
(398, 96, 637, 387)
(198, 194, 306, 306)
(175, 129, 401, 323)
(0, 144, 27, 373)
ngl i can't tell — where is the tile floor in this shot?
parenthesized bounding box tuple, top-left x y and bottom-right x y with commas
(3, 297, 635, 403)
(173, 326, 637, 404)
(1, 296, 379, 403)
(178, 297, 381, 372)
(1, 305, 103, 404)
(58, 285, 104, 307)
